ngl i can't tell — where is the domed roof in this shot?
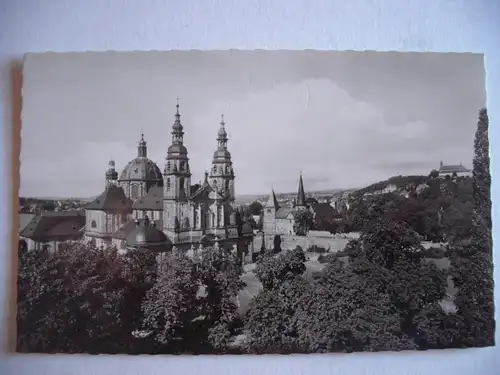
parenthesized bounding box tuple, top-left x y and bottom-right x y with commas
(120, 134, 164, 184)
(168, 143, 188, 155)
(119, 157, 163, 183)
(213, 149, 232, 159)
(125, 217, 171, 250)
(242, 222, 254, 235)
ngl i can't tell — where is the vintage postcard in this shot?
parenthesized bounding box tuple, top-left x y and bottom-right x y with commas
(17, 50, 494, 354)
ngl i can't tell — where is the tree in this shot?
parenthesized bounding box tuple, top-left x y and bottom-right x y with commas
(272, 235, 282, 254)
(361, 220, 423, 270)
(449, 108, 495, 348)
(412, 302, 463, 349)
(197, 245, 245, 352)
(117, 248, 159, 353)
(314, 216, 338, 233)
(473, 108, 492, 228)
(244, 277, 312, 353)
(41, 201, 57, 211)
(293, 210, 314, 236)
(140, 250, 200, 353)
(355, 219, 448, 348)
(294, 259, 417, 353)
(248, 201, 263, 216)
(429, 169, 439, 179)
(254, 246, 306, 291)
(17, 248, 69, 352)
(17, 243, 133, 353)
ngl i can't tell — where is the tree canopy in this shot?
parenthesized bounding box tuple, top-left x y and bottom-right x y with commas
(248, 201, 264, 216)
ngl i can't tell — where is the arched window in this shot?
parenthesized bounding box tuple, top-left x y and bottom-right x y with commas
(91, 220, 97, 228)
(179, 178, 185, 190)
(166, 178, 171, 192)
(225, 165, 229, 174)
(180, 162, 185, 171)
(167, 161, 171, 171)
(225, 180, 230, 191)
(219, 166, 223, 174)
(213, 165, 217, 174)
(213, 179, 218, 188)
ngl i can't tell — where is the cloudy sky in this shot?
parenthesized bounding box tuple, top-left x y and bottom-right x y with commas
(20, 51, 485, 198)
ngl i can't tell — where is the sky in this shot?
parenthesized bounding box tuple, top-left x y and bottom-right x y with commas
(20, 51, 486, 198)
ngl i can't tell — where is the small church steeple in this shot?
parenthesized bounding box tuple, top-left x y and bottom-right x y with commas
(171, 98, 184, 144)
(217, 114, 228, 150)
(296, 172, 306, 208)
(137, 133, 147, 158)
(209, 113, 235, 201)
(265, 188, 280, 209)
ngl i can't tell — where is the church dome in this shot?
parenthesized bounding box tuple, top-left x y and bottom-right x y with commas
(119, 157, 163, 184)
(118, 134, 163, 185)
(126, 218, 171, 251)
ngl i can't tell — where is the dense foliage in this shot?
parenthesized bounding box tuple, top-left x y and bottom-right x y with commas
(248, 201, 264, 216)
(347, 174, 473, 243)
(17, 243, 244, 354)
(244, 218, 452, 353)
(17, 244, 156, 353)
(449, 108, 495, 348)
(293, 210, 314, 236)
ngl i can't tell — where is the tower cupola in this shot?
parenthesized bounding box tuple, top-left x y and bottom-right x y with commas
(105, 160, 118, 187)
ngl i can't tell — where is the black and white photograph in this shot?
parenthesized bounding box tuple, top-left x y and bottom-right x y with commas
(17, 50, 494, 355)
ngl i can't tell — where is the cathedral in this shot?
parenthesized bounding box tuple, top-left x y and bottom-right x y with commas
(83, 102, 253, 254)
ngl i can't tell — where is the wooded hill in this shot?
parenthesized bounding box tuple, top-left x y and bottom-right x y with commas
(344, 174, 473, 243)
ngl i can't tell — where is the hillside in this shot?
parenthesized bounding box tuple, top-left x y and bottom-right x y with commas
(346, 174, 473, 243)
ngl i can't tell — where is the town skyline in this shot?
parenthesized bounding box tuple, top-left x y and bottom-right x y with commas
(20, 51, 485, 197)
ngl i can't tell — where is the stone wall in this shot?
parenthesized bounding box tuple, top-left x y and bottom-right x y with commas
(251, 231, 352, 254)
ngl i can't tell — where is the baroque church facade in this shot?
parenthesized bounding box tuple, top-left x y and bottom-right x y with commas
(83, 103, 253, 254)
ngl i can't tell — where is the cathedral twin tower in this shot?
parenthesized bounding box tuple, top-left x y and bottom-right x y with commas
(104, 101, 237, 237)
(162, 102, 236, 233)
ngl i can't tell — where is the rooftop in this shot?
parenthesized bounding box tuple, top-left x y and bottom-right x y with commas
(20, 211, 85, 241)
(85, 185, 133, 212)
